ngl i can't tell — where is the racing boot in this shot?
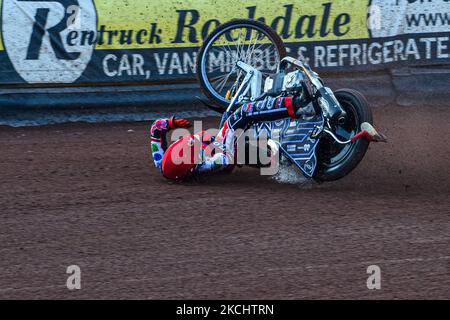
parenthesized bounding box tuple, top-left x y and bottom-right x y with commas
(352, 122, 388, 143)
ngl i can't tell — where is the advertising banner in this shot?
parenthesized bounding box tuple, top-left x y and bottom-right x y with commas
(0, 0, 449, 85)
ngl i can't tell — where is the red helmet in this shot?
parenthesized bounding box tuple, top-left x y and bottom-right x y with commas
(161, 131, 212, 181)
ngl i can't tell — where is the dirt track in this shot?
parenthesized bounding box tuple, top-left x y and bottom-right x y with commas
(0, 105, 449, 299)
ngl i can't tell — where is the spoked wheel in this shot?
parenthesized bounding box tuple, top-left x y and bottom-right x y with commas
(314, 89, 373, 182)
(197, 19, 286, 109)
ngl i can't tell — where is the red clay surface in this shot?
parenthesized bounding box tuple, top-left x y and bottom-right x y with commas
(0, 105, 449, 299)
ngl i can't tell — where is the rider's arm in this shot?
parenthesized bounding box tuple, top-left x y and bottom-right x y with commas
(195, 120, 236, 174)
(196, 153, 232, 174)
(151, 117, 191, 170)
(150, 118, 172, 170)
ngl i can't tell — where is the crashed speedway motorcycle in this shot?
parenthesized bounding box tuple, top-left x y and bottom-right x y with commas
(196, 19, 386, 182)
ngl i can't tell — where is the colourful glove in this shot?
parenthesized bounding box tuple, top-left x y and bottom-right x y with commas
(168, 116, 191, 129)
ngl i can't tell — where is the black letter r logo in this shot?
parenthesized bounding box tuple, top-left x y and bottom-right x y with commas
(19, 0, 81, 60)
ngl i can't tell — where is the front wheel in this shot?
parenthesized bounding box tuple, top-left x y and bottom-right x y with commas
(314, 89, 373, 182)
(196, 19, 287, 109)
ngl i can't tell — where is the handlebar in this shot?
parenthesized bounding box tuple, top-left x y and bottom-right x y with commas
(278, 57, 347, 123)
(232, 58, 347, 124)
(278, 57, 323, 89)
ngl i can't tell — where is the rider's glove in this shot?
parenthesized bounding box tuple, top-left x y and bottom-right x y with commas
(292, 96, 319, 117)
(168, 116, 192, 130)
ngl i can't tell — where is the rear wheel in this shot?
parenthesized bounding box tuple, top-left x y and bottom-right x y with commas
(314, 89, 373, 182)
(196, 19, 287, 109)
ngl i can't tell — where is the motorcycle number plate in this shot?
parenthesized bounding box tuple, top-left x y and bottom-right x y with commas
(276, 115, 324, 178)
(251, 115, 324, 178)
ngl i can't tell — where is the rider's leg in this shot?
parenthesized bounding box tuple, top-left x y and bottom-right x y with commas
(214, 95, 314, 157)
(215, 96, 315, 145)
(226, 96, 316, 130)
